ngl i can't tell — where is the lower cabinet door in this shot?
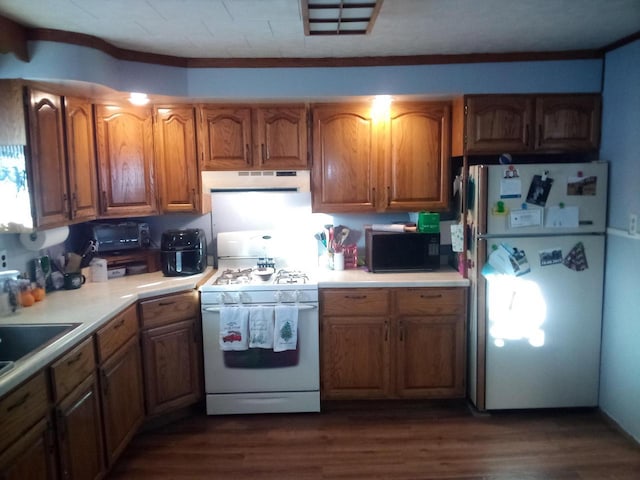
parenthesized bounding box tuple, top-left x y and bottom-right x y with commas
(99, 336, 144, 467)
(0, 418, 57, 480)
(396, 315, 466, 398)
(321, 316, 391, 399)
(55, 373, 106, 480)
(142, 319, 202, 416)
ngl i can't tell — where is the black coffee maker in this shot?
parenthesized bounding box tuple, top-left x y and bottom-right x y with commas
(161, 229, 207, 276)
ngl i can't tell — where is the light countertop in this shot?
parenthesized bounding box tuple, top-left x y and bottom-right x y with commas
(316, 266, 469, 288)
(0, 268, 214, 396)
(1, 265, 468, 396)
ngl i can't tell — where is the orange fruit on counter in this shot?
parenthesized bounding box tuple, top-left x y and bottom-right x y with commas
(20, 291, 35, 307)
(32, 287, 46, 301)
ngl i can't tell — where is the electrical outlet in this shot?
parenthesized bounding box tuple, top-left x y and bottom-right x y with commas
(630, 214, 638, 236)
(0, 250, 7, 270)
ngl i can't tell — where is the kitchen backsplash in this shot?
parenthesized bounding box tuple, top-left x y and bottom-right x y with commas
(1, 210, 456, 274)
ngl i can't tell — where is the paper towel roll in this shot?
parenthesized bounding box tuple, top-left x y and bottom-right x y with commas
(371, 224, 406, 232)
(19, 226, 69, 251)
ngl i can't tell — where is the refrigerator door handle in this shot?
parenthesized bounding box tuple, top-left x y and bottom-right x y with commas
(477, 165, 489, 236)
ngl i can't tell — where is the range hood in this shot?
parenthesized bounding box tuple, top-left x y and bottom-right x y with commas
(201, 170, 310, 193)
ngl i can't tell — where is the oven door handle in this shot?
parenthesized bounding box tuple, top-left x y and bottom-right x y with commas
(202, 304, 317, 312)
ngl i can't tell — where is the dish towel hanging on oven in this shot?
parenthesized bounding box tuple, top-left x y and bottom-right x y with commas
(274, 305, 298, 352)
(219, 307, 249, 351)
(249, 306, 274, 349)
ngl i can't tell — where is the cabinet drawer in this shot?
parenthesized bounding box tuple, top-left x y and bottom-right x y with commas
(0, 372, 49, 453)
(139, 291, 199, 329)
(96, 304, 138, 363)
(395, 288, 466, 315)
(321, 289, 390, 316)
(50, 337, 96, 403)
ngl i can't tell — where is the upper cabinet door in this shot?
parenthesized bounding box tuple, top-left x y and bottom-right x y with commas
(200, 107, 252, 170)
(26, 88, 69, 228)
(94, 104, 157, 217)
(464, 95, 533, 154)
(64, 97, 98, 222)
(386, 102, 451, 211)
(154, 106, 200, 213)
(255, 106, 308, 169)
(535, 95, 601, 151)
(311, 105, 378, 213)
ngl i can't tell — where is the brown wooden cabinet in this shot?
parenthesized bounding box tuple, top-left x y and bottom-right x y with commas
(0, 418, 57, 480)
(320, 287, 466, 400)
(200, 105, 308, 170)
(96, 304, 144, 467)
(25, 88, 70, 228)
(139, 291, 202, 416)
(394, 288, 466, 398)
(311, 101, 450, 213)
(254, 106, 308, 169)
(154, 106, 202, 213)
(454, 94, 601, 155)
(312, 104, 378, 213)
(0, 372, 56, 480)
(50, 337, 105, 480)
(54, 374, 105, 480)
(94, 103, 158, 217)
(24, 89, 99, 228)
(64, 97, 99, 222)
(321, 289, 392, 399)
(387, 102, 451, 211)
(535, 95, 601, 151)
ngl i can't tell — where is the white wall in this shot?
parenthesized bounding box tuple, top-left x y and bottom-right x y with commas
(599, 39, 640, 442)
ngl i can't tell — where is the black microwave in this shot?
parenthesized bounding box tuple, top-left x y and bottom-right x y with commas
(365, 229, 440, 273)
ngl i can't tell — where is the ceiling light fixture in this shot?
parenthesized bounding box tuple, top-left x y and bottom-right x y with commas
(128, 92, 149, 106)
(302, 0, 384, 36)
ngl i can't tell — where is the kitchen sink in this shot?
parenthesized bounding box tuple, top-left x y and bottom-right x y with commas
(0, 323, 81, 368)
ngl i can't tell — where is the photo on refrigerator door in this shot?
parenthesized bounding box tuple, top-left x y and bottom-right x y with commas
(566, 175, 597, 195)
(526, 173, 554, 206)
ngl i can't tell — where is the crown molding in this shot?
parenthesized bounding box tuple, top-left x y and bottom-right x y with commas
(0, 15, 29, 61)
(13, 23, 635, 69)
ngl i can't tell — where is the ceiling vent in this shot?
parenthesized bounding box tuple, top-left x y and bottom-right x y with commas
(302, 0, 384, 36)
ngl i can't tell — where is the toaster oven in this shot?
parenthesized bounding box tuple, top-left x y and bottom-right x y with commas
(90, 222, 150, 253)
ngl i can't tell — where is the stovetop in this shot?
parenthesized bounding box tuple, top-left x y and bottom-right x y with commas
(211, 268, 313, 286)
(201, 229, 319, 295)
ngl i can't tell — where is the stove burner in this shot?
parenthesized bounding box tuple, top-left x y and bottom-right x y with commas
(213, 268, 254, 285)
(274, 270, 309, 284)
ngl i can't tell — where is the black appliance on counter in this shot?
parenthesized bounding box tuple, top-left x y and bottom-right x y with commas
(89, 221, 150, 253)
(365, 229, 440, 273)
(161, 229, 207, 276)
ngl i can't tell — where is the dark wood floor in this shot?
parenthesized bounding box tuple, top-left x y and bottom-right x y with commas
(108, 400, 640, 479)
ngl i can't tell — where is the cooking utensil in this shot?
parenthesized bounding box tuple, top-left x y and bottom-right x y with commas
(337, 227, 350, 245)
(65, 253, 82, 273)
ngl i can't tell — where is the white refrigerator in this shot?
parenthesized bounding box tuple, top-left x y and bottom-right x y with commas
(467, 162, 608, 410)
